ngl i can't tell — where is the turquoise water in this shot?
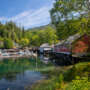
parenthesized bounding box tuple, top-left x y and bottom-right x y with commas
(0, 56, 54, 90)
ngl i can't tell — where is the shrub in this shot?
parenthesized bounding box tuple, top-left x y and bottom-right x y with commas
(66, 76, 90, 90)
(19, 38, 29, 47)
(64, 62, 90, 81)
(4, 38, 14, 49)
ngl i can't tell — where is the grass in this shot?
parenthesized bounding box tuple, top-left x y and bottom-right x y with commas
(26, 62, 90, 90)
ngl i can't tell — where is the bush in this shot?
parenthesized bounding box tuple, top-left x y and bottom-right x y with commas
(64, 62, 90, 81)
(19, 38, 29, 47)
(29, 62, 90, 90)
(55, 74, 66, 90)
(66, 76, 90, 90)
(4, 39, 14, 49)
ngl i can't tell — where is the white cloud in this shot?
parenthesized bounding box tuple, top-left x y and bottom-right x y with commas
(0, 4, 53, 29)
(0, 17, 7, 21)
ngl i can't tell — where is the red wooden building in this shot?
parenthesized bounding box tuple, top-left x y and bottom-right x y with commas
(54, 34, 90, 56)
(72, 34, 90, 54)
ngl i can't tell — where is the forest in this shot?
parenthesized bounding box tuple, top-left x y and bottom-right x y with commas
(0, 22, 58, 49)
(0, 0, 90, 49)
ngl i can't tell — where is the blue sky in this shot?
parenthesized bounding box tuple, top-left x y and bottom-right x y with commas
(0, 0, 54, 29)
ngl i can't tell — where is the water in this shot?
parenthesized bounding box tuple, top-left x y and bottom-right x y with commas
(0, 55, 54, 90)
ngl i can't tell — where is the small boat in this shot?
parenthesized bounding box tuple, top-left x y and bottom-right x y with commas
(33, 53, 37, 57)
(2, 53, 10, 56)
(24, 50, 32, 56)
(31, 52, 37, 57)
(18, 51, 25, 56)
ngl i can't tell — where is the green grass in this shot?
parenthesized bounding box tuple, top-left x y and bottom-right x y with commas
(26, 62, 90, 90)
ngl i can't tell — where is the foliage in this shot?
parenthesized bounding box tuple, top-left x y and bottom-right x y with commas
(0, 21, 23, 41)
(64, 62, 90, 81)
(66, 76, 90, 90)
(50, 0, 90, 40)
(0, 21, 23, 48)
(0, 21, 58, 48)
(4, 38, 14, 49)
(19, 38, 29, 47)
(30, 62, 90, 90)
(0, 37, 4, 48)
(50, 0, 90, 25)
(55, 74, 65, 89)
(31, 35, 40, 46)
(25, 26, 58, 46)
(56, 19, 79, 39)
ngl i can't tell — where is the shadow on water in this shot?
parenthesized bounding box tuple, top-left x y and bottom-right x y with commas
(50, 53, 90, 66)
(0, 56, 54, 90)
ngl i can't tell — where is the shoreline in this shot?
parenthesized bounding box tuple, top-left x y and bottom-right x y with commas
(0, 55, 33, 59)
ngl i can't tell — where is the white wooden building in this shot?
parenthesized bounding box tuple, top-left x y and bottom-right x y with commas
(39, 43, 52, 53)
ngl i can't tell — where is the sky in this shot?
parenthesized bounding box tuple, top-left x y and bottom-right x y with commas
(0, 0, 54, 29)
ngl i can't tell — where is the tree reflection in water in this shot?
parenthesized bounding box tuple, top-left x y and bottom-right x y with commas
(0, 55, 55, 90)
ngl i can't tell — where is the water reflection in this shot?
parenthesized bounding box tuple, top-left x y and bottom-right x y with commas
(39, 54, 50, 64)
(0, 56, 54, 90)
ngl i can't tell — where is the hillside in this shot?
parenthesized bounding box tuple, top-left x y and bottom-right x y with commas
(27, 24, 55, 31)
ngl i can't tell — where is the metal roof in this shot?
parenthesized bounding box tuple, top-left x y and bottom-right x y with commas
(40, 43, 51, 48)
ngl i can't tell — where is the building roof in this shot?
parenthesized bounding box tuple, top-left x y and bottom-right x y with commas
(65, 34, 81, 45)
(55, 40, 65, 46)
(55, 34, 81, 47)
(40, 43, 51, 48)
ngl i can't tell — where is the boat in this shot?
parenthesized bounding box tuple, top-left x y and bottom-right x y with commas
(18, 51, 25, 56)
(2, 53, 10, 56)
